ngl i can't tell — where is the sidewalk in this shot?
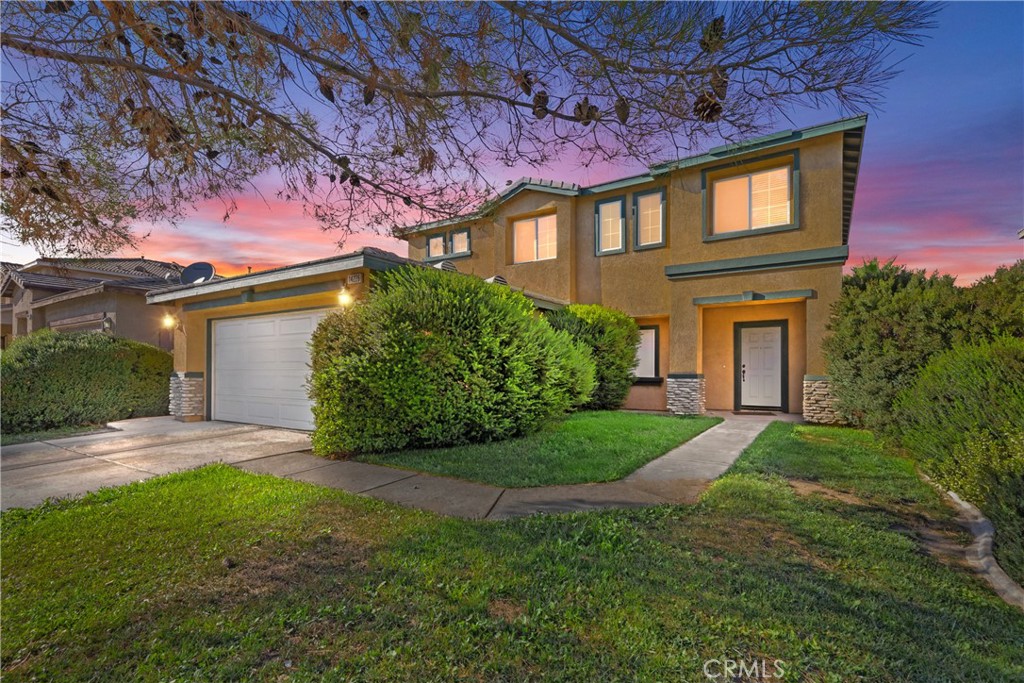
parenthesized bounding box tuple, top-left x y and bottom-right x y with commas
(234, 417, 774, 520)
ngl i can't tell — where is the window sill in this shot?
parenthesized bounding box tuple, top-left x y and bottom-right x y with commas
(703, 223, 799, 242)
(511, 257, 558, 265)
(633, 377, 664, 386)
(595, 247, 627, 257)
(424, 252, 472, 263)
(633, 241, 666, 252)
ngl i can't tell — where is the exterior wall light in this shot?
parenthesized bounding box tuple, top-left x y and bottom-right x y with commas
(338, 286, 354, 307)
(161, 313, 177, 329)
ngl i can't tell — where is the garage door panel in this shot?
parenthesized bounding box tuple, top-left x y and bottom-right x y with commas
(212, 310, 326, 430)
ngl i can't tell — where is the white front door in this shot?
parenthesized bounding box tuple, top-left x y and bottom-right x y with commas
(739, 324, 784, 409)
(212, 310, 328, 430)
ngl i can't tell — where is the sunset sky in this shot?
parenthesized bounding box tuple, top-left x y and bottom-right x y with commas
(4, 2, 1022, 283)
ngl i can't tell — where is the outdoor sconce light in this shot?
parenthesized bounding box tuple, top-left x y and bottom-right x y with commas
(161, 313, 185, 334)
(101, 316, 115, 334)
(338, 286, 354, 307)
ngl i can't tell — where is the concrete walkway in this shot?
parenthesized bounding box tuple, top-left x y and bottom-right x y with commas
(2, 415, 776, 519)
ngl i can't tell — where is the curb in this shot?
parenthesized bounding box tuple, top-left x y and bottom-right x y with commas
(920, 471, 1024, 610)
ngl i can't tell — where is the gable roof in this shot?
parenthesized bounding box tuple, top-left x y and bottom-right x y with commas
(146, 247, 409, 303)
(399, 115, 867, 243)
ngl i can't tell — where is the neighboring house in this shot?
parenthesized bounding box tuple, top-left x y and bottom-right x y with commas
(1, 258, 184, 350)
(1, 262, 21, 349)
(148, 115, 864, 429)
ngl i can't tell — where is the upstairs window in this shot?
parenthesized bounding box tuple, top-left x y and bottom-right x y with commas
(712, 165, 791, 234)
(427, 234, 446, 259)
(634, 188, 665, 249)
(513, 214, 557, 263)
(595, 197, 626, 255)
(449, 229, 471, 256)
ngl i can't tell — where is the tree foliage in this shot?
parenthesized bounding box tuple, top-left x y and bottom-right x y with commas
(822, 259, 966, 431)
(1, 1, 936, 255)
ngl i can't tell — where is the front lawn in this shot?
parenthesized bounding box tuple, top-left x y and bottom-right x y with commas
(357, 411, 721, 487)
(3, 423, 1022, 681)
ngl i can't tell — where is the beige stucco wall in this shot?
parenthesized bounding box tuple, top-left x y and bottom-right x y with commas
(41, 291, 176, 349)
(623, 315, 670, 411)
(700, 300, 807, 412)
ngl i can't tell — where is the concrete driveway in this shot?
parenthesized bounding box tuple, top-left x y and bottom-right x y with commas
(1, 417, 314, 510)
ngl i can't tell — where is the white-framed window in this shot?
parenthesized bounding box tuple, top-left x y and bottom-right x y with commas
(635, 326, 659, 379)
(513, 214, 557, 263)
(427, 233, 446, 259)
(449, 229, 470, 255)
(595, 197, 625, 255)
(712, 165, 791, 234)
(634, 189, 665, 249)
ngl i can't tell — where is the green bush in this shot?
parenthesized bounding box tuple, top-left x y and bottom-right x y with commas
(893, 337, 1024, 465)
(963, 260, 1024, 342)
(310, 267, 596, 455)
(822, 259, 966, 431)
(1, 330, 172, 434)
(893, 337, 1024, 584)
(546, 304, 640, 410)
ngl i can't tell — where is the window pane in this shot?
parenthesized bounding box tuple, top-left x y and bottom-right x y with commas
(427, 235, 445, 258)
(637, 193, 663, 246)
(751, 167, 790, 228)
(536, 214, 557, 260)
(451, 231, 469, 254)
(635, 328, 657, 378)
(713, 176, 749, 233)
(513, 219, 536, 263)
(598, 200, 622, 252)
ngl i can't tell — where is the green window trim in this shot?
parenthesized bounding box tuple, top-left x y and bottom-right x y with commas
(448, 228, 472, 257)
(701, 150, 801, 242)
(634, 324, 660, 381)
(632, 187, 666, 251)
(594, 196, 627, 256)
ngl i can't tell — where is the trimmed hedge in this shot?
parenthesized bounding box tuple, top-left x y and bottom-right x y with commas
(310, 267, 596, 455)
(893, 337, 1024, 584)
(547, 304, 640, 410)
(1, 330, 172, 434)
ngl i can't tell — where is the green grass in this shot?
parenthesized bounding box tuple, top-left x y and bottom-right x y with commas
(357, 411, 722, 487)
(3, 423, 1022, 682)
(1, 424, 111, 446)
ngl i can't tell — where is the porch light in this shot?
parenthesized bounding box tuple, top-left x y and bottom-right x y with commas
(161, 313, 177, 329)
(338, 286, 354, 307)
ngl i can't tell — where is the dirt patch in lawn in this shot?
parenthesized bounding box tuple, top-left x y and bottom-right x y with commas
(487, 599, 526, 623)
(788, 479, 970, 570)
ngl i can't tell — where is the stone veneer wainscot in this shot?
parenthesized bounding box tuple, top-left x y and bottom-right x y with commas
(169, 372, 205, 421)
(667, 374, 706, 415)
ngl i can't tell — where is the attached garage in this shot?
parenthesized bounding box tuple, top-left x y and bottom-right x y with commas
(211, 310, 328, 430)
(146, 248, 411, 425)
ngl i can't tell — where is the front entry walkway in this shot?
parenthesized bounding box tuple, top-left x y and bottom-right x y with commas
(2, 416, 776, 519)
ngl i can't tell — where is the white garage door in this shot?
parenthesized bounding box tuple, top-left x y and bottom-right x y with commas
(212, 309, 328, 430)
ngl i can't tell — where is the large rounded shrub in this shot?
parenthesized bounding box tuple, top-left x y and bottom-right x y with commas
(546, 304, 640, 410)
(893, 337, 1024, 583)
(310, 267, 596, 455)
(1, 330, 172, 434)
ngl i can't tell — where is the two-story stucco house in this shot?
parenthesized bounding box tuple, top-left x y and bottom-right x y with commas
(149, 115, 864, 428)
(401, 115, 864, 422)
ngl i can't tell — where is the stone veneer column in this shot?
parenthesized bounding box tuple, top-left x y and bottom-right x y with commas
(666, 374, 706, 415)
(169, 371, 205, 422)
(802, 375, 845, 425)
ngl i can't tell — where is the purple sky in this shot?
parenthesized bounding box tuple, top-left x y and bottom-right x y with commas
(5, 2, 1022, 282)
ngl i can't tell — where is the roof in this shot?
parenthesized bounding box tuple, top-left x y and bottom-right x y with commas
(21, 257, 183, 279)
(146, 247, 410, 303)
(1, 270, 107, 294)
(400, 115, 868, 242)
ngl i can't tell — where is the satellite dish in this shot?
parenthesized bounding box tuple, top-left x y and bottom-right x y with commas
(485, 275, 509, 286)
(180, 262, 215, 284)
(432, 260, 458, 272)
